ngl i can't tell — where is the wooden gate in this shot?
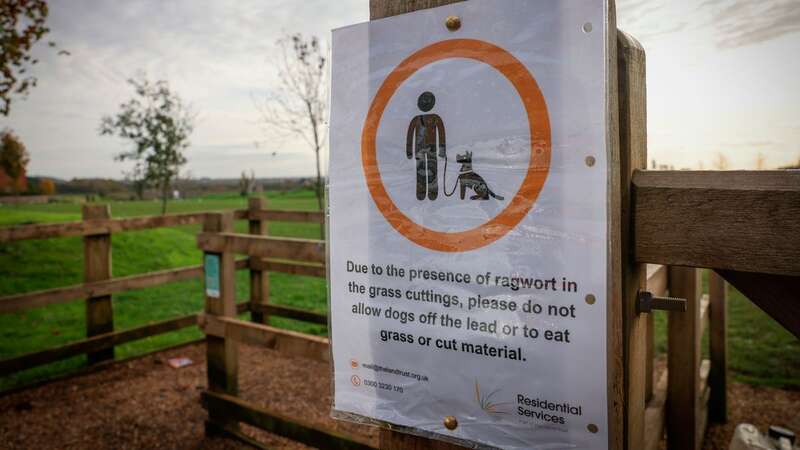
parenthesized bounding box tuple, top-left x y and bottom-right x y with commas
(197, 1, 800, 449)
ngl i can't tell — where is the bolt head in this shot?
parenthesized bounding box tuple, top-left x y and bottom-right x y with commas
(445, 16, 461, 31)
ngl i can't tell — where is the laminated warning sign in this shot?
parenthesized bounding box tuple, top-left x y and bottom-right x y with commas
(329, 1, 611, 448)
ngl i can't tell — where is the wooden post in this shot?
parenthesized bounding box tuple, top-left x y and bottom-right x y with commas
(83, 204, 113, 364)
(248, 197, 270, 324)
(203, 212, 239, 435)
(708, 270, 727, 423)
(370, 1, 643, 449)
(667, 266, 702, 450)
(645, 313, 654, 403)
(617, 30, 648, 450)
(370, 1, 465, 447)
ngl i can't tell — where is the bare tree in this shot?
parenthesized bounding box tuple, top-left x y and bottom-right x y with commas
(259, 33, 327, 237)
(754, 152, 767, 170)
(712, 152, 729, 170)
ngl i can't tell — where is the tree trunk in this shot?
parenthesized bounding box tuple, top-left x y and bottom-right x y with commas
(314, 146, 324, 240)
(161, 182, 169, 215)
(135, 180, 145, 200)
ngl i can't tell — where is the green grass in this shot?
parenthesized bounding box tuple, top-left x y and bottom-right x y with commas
(0, 190, 326, 390)
(1, 190, 798, 392)
(651, 271, 800, 389)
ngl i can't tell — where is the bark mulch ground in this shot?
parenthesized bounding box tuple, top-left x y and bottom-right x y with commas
(0, 342, 796, 449)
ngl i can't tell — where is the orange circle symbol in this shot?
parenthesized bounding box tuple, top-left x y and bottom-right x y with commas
(361, 39, 551, 252)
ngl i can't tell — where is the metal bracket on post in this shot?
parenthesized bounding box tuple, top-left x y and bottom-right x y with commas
(637, 290, 687, 314)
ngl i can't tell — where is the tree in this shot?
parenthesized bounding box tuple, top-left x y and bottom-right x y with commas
(0, 0, 55, 116)
(100, 75, 193, 214)
(39, 177, 55, 194)
(239, 170, 256, 196)
(754, 152, 767, 170)
(712, 152, 729, 170)
(259, 33, 327, 237)
(0, 129, 29, 195)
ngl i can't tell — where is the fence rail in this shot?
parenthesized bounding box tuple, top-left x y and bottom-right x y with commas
(0, 200, 324, 378)
(0, 207, 324, 243)
(0, 198, 734, 450)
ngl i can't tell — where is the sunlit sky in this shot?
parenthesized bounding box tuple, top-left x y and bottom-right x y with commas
(3, 0, 799, 179)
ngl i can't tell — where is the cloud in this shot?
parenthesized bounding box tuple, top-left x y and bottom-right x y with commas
(5, 0, 366, 179)
(619, 0, 800, 47)
(700, 0, 800, 48)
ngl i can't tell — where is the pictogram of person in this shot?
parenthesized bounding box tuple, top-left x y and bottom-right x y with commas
(406, 91, 446, 200)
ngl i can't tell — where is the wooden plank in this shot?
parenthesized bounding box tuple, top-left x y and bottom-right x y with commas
(249, 258, 326, 278)
(202, 391, 375, 450)
(617, 29, 648, 450)
(249, 303, 328, 326)
(369, 0, 464, 19)
(200, 315, 329, 363)
(0, 208, 287, 243)
(633, 170, 800, 276)
(644, 265, 666, 404)
(0, 314, 194, 376)
(371, 2, 636, 449)
(0, 220, 89, 241)
(0, 259, 249, 314)
(645, 263, 667, 404)
(0, 302, 248, 386)
(667, 266, 702, 450)
(700, 294, 710, 335)
(708, 271, 727, 423)
(369, 3, 480, 450)
(697, 385, 711, 450)
(248, 198, 270, 324)
(0, 212, 213, 242)
(197, 233, 325, 264)
(203, 212, 240, 433)
(83, 204, 113, 364)
(644, 369, 668, 450)
(107, 212, 209, 232)
(717, 270, 800, 339)
(0, 302, 251, 378)
(249, 209, 324, 224)
(644, 312, 654, 405)
(646, 264, 668, 297)
(699, 359, 710, 396)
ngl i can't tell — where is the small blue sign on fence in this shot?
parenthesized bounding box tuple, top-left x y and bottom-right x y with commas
(204, 254, 220, 298)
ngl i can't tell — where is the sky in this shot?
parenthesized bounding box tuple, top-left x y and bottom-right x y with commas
(2, 0, 799, 180)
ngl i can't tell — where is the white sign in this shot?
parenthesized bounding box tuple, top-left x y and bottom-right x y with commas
(329, 1, 610, 448)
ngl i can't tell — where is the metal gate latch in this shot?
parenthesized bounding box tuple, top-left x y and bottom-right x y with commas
(637, 291, 687, 314)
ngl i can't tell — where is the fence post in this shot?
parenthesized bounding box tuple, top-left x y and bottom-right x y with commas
(667, 266, 702, 450)
(369, 2, 474, 448)
(83, 204, 113, 364)
(203, 211, 239, 435)
(645, 313, 654, 403)
(708, 271, 727, 423)
(248, 197, 270, 324)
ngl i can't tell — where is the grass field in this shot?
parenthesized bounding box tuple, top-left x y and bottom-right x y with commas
(0, 191, 327, 391)
(0, 190, 798, 392)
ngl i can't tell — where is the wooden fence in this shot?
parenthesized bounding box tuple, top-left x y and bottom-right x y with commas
(196, 209, 374, 449)
(0, 198, 324, 378)
(0, 196, 747, 450)
(195, 209, 729, 450)
(643, 265, 728, 450)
